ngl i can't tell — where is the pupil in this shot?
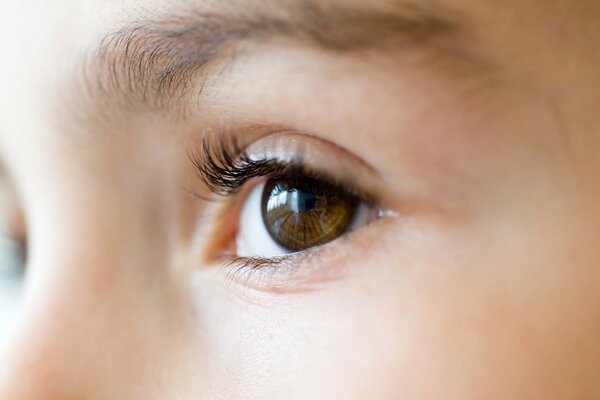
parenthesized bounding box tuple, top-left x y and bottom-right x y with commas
(294, 191, 317, 212)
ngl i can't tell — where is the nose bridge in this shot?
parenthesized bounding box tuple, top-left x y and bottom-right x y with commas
(0, 242, 175, 399)
(0, 319, 86, 400)
(0, 263, 128, 399)
(0, 155, 197, 397)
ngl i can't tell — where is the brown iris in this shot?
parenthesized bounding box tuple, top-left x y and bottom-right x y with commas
(261, 177, 358, 251)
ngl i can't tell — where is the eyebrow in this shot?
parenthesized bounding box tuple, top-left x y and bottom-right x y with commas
(79, 1, 460, 116)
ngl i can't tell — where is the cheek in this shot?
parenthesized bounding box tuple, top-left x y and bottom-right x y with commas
(203, 211, 600, 399)
(385, 217, 600, 398)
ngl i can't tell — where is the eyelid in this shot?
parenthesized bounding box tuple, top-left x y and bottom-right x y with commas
(247, 133, 381, 199)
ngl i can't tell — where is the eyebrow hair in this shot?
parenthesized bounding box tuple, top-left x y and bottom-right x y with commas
(80, 1, 459, 116)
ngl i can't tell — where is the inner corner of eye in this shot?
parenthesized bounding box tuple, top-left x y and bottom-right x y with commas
(203, 178, 265, 260)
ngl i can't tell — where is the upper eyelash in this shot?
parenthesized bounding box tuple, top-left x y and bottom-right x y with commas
(188, 130, 375, 202)
(189, 132, 272, 197)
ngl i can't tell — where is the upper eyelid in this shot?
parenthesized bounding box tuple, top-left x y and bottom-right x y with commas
(188, 132, 377, 204)
(188, 126, 383, 201)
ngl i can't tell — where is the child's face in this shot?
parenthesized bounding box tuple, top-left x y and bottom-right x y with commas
(1, 0, 599, 398)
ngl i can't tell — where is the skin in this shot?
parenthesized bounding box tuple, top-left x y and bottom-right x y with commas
(1, 0, 600, 398)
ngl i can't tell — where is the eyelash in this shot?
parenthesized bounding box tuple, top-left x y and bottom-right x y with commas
(189, 130, 374, 201)
(187, 130, 377, 283)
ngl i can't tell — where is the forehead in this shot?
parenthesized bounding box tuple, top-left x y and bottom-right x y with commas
(0, 0, 543, 72)
(0, 0, 587, 144)
(0, 0, 577, 90)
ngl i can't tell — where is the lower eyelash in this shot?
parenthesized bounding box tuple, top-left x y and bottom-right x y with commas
(216, 236, 348, 290)
(218, 255, 292, 287)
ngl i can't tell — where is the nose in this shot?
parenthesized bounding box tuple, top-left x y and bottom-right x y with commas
(0, 230, 189, 399)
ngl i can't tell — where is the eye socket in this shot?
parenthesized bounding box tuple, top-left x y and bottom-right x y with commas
(236, 174, 375, 258)
(190, 129, 387, 264)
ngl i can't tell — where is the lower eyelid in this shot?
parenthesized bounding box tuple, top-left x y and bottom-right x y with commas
(219, 214, 395, 293)
(219, 249, 338, 294)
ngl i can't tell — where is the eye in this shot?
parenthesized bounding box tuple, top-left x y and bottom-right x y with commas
(236, 175, 374, 258)
(190, 129, 387, 265)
